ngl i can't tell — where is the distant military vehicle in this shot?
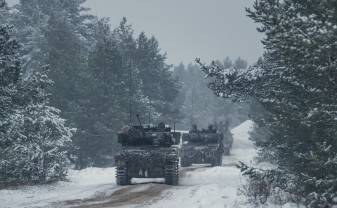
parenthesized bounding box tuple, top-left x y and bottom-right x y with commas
(115, 117, 179, 186)
(217, 120, 233, 155)
(180, 125, 226, 167)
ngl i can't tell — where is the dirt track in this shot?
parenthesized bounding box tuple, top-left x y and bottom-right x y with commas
(0, 121, 253, 208)
(57, 166, 205, 208)
(61, 184, 168, 208)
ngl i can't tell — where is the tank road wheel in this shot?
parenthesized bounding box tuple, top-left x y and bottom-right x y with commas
(211, 152, 222, 167)
(164, 161, 179, 185)
(217, 152, 223, 166)
(210, 158, 217, 167)
(116, 165, 130, 186)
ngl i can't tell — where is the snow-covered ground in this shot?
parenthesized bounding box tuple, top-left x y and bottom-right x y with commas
(144, 120, 256, 208)
(0, 120, 258, 208)
(0, 168, 118, 208)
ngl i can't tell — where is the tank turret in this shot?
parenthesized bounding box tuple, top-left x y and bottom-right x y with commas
(180, 124, 226, 167)
(117, 123, 175, 147)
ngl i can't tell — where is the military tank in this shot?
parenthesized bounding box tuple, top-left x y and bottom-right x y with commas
(115, 117, 179, 186)
(180, 125, 225, 167)
(217, 121, 233, 155)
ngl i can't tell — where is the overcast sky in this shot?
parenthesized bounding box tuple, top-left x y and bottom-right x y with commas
(7, 0, 264, 65)
(84, 0, 264, 65)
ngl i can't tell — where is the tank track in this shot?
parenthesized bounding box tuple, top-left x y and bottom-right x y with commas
(116, 164, 130, 186)
(164, 159, 179, 185)
(211, 151, 223, 167)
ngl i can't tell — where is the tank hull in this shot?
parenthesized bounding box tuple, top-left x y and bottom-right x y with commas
(180, 145, 223, 167)
(115, 146, 179, 185)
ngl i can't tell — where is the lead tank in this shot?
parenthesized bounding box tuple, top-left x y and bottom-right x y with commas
(115, 122, 179, 186)
(180, 125, 225, 167)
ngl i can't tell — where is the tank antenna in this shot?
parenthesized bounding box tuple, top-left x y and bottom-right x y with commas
(136, 114, 142, 126)
(148, 99, 152, 124)
(128, 58, 133, 124)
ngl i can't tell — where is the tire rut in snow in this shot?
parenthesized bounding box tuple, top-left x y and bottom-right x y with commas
(61, 184, 169, 208)
(57, 166, 212, 208)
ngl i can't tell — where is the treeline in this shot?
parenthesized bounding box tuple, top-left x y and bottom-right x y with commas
(0, 0, 180, 185)
(199, 0, 337, 207)
(0, 19, 72, 185)
(173, 58, 250, 130)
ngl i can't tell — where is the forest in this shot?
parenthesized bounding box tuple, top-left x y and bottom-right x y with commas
(0, 0, 249, 182)
(1, 0, 337, 208)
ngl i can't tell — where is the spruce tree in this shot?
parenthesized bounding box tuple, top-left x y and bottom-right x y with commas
(136, 32, 180, 122)
(70, 18, 182, 168)
(0, 9, 73, 185)
(198, 0, 337, 206)
(71, 18, 126, 168)
(173, 62, 250, 129)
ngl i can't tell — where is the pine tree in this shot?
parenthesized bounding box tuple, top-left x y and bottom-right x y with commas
(0, 24, 21, 157)
(173, 61, 250, 129)
(198, 0, 337, 206)
(234, 57, 247, 70)
(9, 0, 95, 168)
(70, 18, 181, 168)
(11, 0, 94, 75)
(223, 57, 232, 69)
(2, 68, 73, 184)
(6, 0, 181, 168)
(0, 9, 73, 185)
(71, 18, 127, 168)
(136, 31, 180, 123)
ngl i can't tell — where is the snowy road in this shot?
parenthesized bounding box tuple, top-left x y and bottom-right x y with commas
(143, 120, 256, 208)
(0, 120, 255, 208)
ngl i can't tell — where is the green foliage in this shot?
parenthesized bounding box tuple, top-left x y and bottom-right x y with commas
(67, 18, 181, 168)
(5, 0, 181, 169)
(199, 0, 337, 206)
(0, 21, 73, 185)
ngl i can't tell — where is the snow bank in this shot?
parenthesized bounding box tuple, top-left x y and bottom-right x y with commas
(0, 120, 258, 208)
(231, 120, 254, 142)
(0, 167, 116, 208)
(147, 120, 256, 208)
(181, 166, 241, 187)
(229, 120, 256, 164)
(67, 167, 116, 186)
